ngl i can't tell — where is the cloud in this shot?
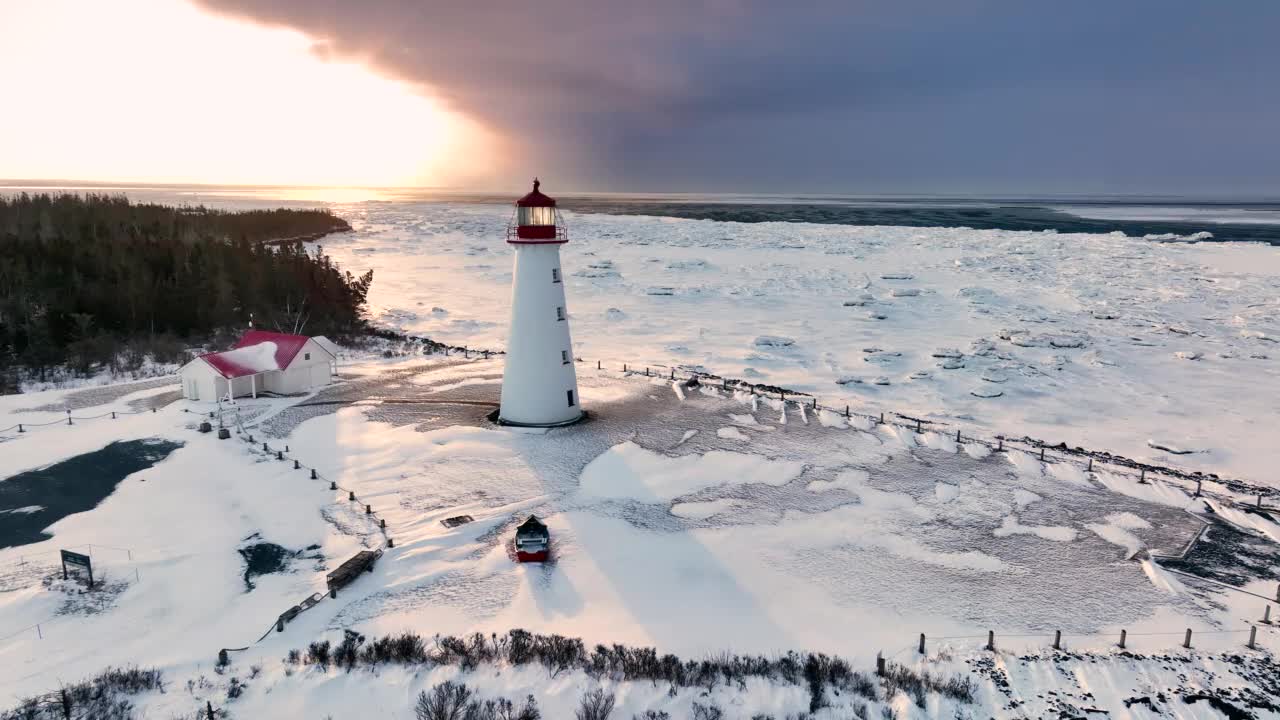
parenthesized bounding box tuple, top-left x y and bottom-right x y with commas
(195, 0, 1280, 193)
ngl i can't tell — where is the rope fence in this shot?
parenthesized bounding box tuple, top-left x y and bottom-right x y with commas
(0, 406, 160, 436)
(570, 357, 1275, 506)
(396, 338, 1272, 504)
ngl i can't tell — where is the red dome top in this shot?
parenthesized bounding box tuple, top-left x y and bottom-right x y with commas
(516, 178, 556, 208)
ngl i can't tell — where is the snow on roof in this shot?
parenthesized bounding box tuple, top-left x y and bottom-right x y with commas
(311, 335, 339, 358)
(197, 330, 322, 379)
(201, 342, 280, 378)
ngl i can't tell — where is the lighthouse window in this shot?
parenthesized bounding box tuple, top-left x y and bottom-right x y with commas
(556, 306, 565, 321)
(517, 206, 556, 226)
(561, 350, 570, 365)
(551, 267, 560, 283)
(567, 390, 576, 407)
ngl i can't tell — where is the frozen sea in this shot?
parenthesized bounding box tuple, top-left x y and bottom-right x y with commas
(10, 184, 1280, 483)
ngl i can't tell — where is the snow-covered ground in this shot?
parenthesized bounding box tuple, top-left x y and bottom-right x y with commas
(306, 201, 1280, 485)
(1, 359, 1276, 717)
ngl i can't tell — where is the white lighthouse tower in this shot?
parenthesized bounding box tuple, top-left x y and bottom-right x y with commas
(498, 179, 584, 427)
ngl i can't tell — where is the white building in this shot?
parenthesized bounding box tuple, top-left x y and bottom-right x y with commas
(498, 179, 583, 427)
(180, 330, 337, 402)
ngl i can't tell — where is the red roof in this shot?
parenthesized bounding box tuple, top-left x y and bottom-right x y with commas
(199, 330, 316, 379)
(515, 178, 556, 208)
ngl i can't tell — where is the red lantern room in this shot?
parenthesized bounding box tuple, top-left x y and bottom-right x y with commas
(508, 178, 567, 243)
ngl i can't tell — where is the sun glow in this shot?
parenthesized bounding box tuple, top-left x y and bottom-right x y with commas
(0, 0, 501, 187)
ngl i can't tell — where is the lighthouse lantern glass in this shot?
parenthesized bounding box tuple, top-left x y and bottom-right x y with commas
(518, 206, 556, 226)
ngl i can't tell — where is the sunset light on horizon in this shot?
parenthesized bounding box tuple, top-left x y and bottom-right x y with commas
(0, 0, 503, 189)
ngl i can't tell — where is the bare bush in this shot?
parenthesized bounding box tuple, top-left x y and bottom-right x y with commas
(0, 666, 162, 720)
(575, 688, 616, 720)
(415, 681, 472, 720)
(691, 703, 724, 720)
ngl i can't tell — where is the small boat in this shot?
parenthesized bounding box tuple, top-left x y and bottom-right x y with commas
(514, 515, 550, 563)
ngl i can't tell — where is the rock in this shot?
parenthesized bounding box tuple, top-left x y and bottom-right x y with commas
(971, 387, 1004, 398)
(880, 273, 914, 280)
(1048, 335, 1087, 349)
(843, 293, 876, 307)
(1174, 351, 1203, 361)
(940, 358, 965, 370)
(891, 288, 921, 297)
(835, 376, 863, 385)
(872, 376, 891, 386)
(867, 311, 888, 320)
(931, 348, 963, 359)
(753, 335, 796, 348)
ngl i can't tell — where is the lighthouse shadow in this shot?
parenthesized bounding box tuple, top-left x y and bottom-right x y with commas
(514, 386, 796, 655)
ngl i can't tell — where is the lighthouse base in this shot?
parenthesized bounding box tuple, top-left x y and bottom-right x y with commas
(488, 408, 588, 429)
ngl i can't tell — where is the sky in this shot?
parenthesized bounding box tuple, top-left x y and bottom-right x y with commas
(2, 0, 1278, 195)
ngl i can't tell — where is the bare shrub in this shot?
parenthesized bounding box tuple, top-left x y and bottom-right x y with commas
(305, 640, 331, 669)
(415, 681, 472, 720)
(575, 688, 616, 720)
(691, 703, 724, 720)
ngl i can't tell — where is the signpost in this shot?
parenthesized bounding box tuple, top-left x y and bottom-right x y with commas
(61, 549, 93, 587)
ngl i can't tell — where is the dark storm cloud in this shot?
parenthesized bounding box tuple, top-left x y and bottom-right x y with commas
(196, 0, 1280, 194)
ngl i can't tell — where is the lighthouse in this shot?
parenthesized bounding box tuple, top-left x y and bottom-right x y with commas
(498, 179, 584, 427)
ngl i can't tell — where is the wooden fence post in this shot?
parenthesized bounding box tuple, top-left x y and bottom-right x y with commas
(986, 631, 995, 651)
(956, 429, 961, 443)
(1087, 458, 1093, 472)
(1118, 629, 1126, 649)
(1053, 630, 1061, 650)
(1039, 447, 1045, 461)
(1183, 628, 1192, 649)
(916, 418, 922, 432)
(330, 481, 337, 490)
(1263, 605, 1270, 624)
(918, 633, 926, 654)
(875, 652, 885, 676)
(845, 405, 850, 418)
(348, 491, 356, 501)
(1248, 625, 1258, 650)
(311, 469, 318, 480)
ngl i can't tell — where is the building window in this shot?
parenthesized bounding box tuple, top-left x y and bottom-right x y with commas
(551, 267, 561, 283)
(561, 350, 570, 365)
(556, 306, 565, 321)
(304, 352, 310, 361)
(567, 390, 576, 407)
